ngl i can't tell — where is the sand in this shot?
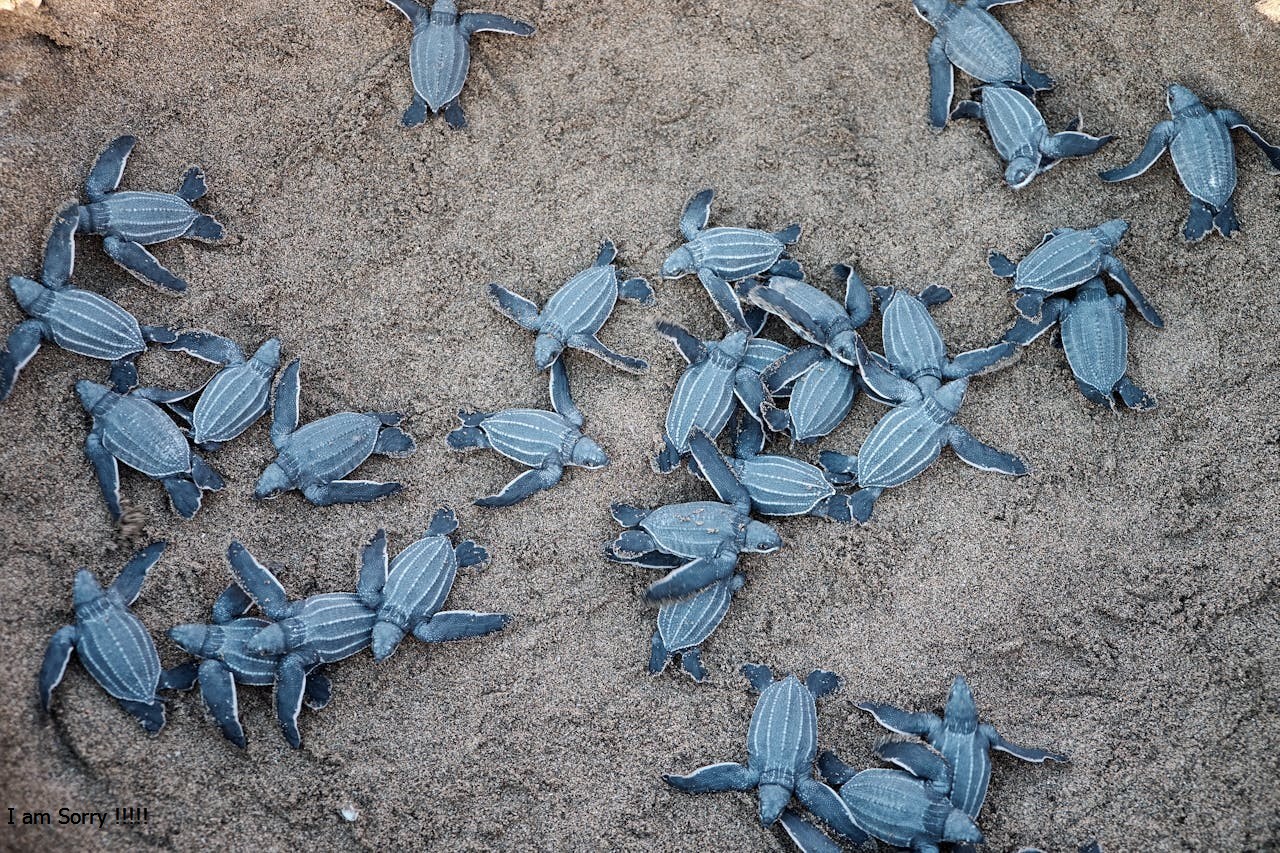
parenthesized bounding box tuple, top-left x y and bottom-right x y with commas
(1, 0, 1278, 850)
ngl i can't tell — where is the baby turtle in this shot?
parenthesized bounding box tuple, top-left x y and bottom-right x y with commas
(912, 0, 1054, 129)
(857, 674, 1068, 820)
(1, 210, 176, 403)
(226, 541, 384, 748)
(357, 511, 511, 661)
(820, 288, 1024, 522)
(71, 135, 226, 293)
(78, 379, 225, 521)
(1099, 84, 1280, 242)
(688, 420, 852, 523)
(662, 189, 803, 330)
(741, 264, 880, 368)
(39, 543, 195, 733)
(987, 219, 1163, 328)
(665, 664, 864, 840)
(648, 573, 745, 682)
(254, 359, 417, 506)
(165, 332, 282, 450)
(951, 85, 1112, 188)
(448, 358, 608, 506)
(167, 582, 333, 748)
(1002, 276, 1157, 411)
(779, 741, 984, 853)
(489, 240, 653, 373)
(384, 0, 534, 129)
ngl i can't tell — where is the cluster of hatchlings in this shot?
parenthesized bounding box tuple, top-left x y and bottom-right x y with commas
(6, 0, 1277, 850)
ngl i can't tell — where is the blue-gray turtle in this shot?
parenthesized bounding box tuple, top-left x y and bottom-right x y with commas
(741, 264, 881, 369)
(648, 572, 745, 682)
(488, 240, 653, 373)
(448, 358, 607, 506)
(761, 347, 859, 443)
(1099, 84, 1280, 242)
(39, 543, 195, 733)
(78, 379, 225, 521)
(987, 219, 1164, 328)
(254, 359, 416, 506)
(384, 0, 534, 129)
(1002, 276, 1156, 412)
(605, 441, 781, 601)
(654, 323, 785, 473)
(664, 664, 864, 840)
(662, 189, 803, 331)
(778, 741, 984, 853)
(819, 288, 1024, 522)
(167, 582, 333, 748)
(856, 674, 1068, 820)
(687, 419, 853, 523)
(226, 541, 384, 747)
(71, 135, 226, 293)
(1, 209, 176, 403)
(912, 0, 1054, 129)
(951, 84, 1112, 188)
(357, 510, 511, 661)
(164, 332, 282, 450)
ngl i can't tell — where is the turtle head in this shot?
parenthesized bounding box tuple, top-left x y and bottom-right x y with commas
(251, 338, 283, 368)
(533, 333, 565, 371)
(932, 377, 968, 415)
(1165, 84, 1201, 116)
(9, 276, 48, 312)
(1003, 155, 1039, 191)
(253, 463, 292, 500)
(661, 246, 695, 279)
(1095, 218, 1129, 247)
(744, 520, 782, 553)
(944, 674, 980, 729)
(828, 330, 860, 365)
(571, 436, 609, 469)
(943, 810, 984, 845)
(370, 621, 406, 662)
(757, 783, 791, 826)
(169, 624, 220, 658)
(912, 0, 949, 25)
(71, 568, 105, 610)
(75, 380, 111, 414)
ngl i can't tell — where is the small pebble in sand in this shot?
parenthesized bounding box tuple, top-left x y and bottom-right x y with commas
(339, 805, 359, 822)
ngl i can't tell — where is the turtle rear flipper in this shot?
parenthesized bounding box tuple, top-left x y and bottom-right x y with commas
(163, 476, 204, 520)
(1184, 198, 1215, 243)
(846, 488, 880, 523)
(158, 661, 199, 692)
(769, 258, 802, 279)
(402, 94, 430, 128)
(609, 502, 649, 528)
(1116, 376, 1157, 411)
(102, 237, 187, 293)
(986, 250, 1018, 278)
(373, 425, 416, 457)
(303, 671, 332, 710)
(454, 540, 488, 568)
(303, 479, 403, 506)
(443, 100, 467, 130)
(184, 214, 225, 243)
(118, 698, 166, 734)
(1021, 63, 1054, 92)
(176, 167, 208, 202)
(648, 631, 673, 676)
(447, 424, 489, 451)
(617, 276, 654, 305)
(653, 436, 684, 473)
(414, 610, 511, 643)
(1212, 200, 1240, 238)
(678, 649, 707, 682)
(190, 456, 225, 491)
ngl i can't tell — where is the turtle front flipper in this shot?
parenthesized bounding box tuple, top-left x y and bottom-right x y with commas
(165, 330, 245, 366)
(663, 761, 757, 793)
(1001, 299, 1064, 346)
(944, 340, 1019, 379)
(304, 479, 404, 506)
(1216, 108, 1280, 170)
(618, 276, 655, 305)
(38, 625, 79, 711)
(474, 460, 565, 507)
(102, 236, 188, 293)
(547, 358, 584, 428)
(358, 529, 389, 609)
(645, 554, 735, 602)
(686, 433, 748, 507)
(679, 188, 714, 241)
(460, 12, 535, 37)
(777, 809, 844, 853)
(84, 135, 137, 202)
(925, 36, 954, 129)
(0, 320, 48, 402)
(1098, 121, 1174, 182)
(950, 99, 982, 121)
(655, 320, 705, 365)
(413, 610, 511, 643)
(270, 358, 301, 447)
(877, 740, 952, 791)
(84, 429, 124, 522)
(1041, 129, 1113, 159)
(1099, 255, 1163, 328)
(198, 659, 247, 747)
(487, 282, 542, 330)
(225, 542, 291, 619)
(568, 333, 648, 374)
(947, 426, 1027, 476)
(117, 698, 166, 734)
(853, 701, 942, 738)
(111, 541, 166, 606)
(793, 776, 867, 845)
(43, 207, 79, 287)
(275, 656, 308, 748)
(983, 723, 1069, 764)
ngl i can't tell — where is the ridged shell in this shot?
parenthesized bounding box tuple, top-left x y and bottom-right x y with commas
(839, 770, 955, 846)
(740, 455, 834, 515)
(293, 593, 376, 664)
(940, 7, 1023, 83)
(410, 22, 470, 109)
(856, 403, 950, 489)
(656, 577, 736, 650)
(664, 357, 739, 452)
(99, 394, 192, 476)
(688, 227, 786, 281)
(640, 502, 746, 558)
(382, 536, 457, 624)
(542, 264, 618, 337)
(931, 728, 992, 818)
(216, 618, 283, 685)
(788, 357, 856, 441)
(979, 86, 1046, 162)
(1060, 291, 1127, 393)
(480, 409, 577, 467)
(44, 289, 145, 360)
(278, 413, 383, 485)
(880, 291, 947, 380)
(75, 596, 160, 702)
(1014, 230, 1103, 295)
(747, 675, 818, 778)
(193, 363, 272, 444)
(1169, 113, 1237, 206)
(90, 191, 198, 243)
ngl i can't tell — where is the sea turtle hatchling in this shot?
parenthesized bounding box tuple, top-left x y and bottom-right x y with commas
(488, 240, 653, 373)
(605, 437, 781, 602)
(856, 674, 1068, 820)
(912, 0, 1054, 129)
(987, 219, 1164, 328)
(778, 741, 984, 853)
(448, 358, 608, 507)
(70, 135, 226, 293)
(1002, 276, 1157, 412)
(254, 359, 417, 506)
(648, 572, 745, 682)
(167, 582, 334, 748)
(384, 0, 534, 129)
(951, 84, 1112, 188)
(664, 664, 865, 841)
(164, 332, 282, 450)
(356, 510, 512, 661)
(1, 208, 176, 402)
(226, 541, 385, 747)
(741, 264, 882, 369)
(1099, 84, 1280, 242)
(78, 379, 225, 521)
(662, 189, 803, 331)
(39, 543, 196, 733)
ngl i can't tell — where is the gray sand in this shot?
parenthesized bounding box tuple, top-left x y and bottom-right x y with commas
(1, 0, 1278, 850)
